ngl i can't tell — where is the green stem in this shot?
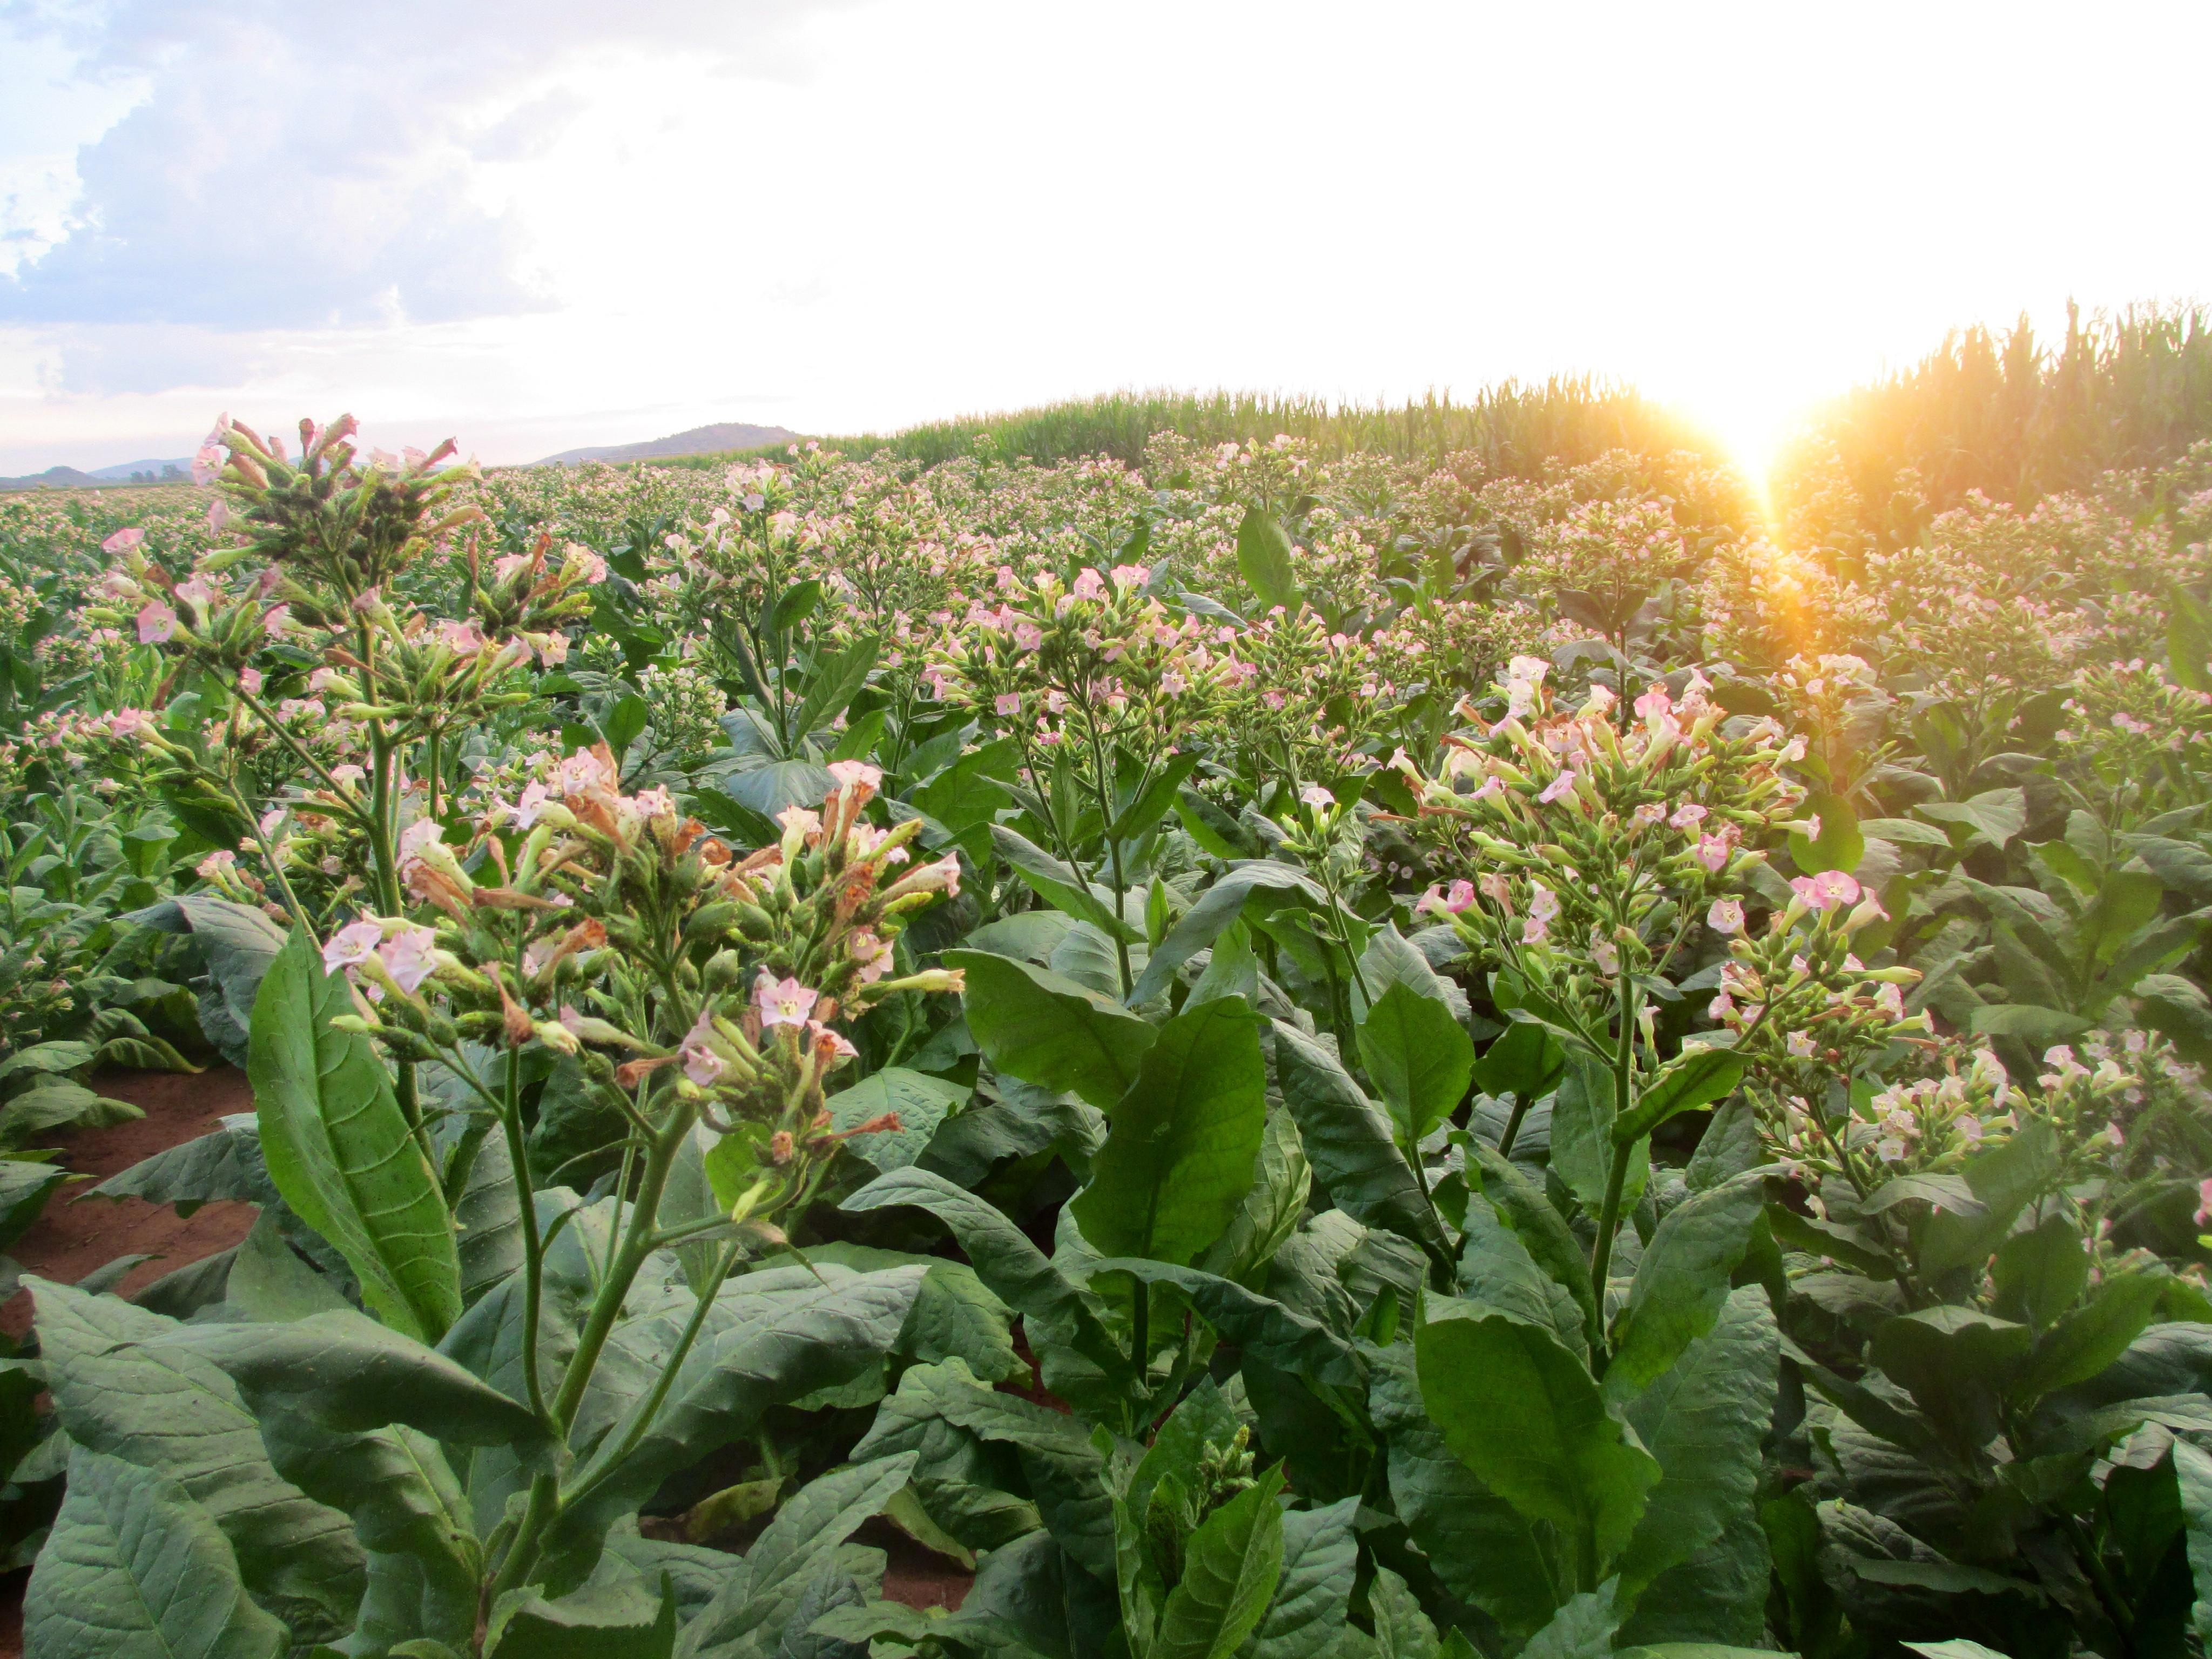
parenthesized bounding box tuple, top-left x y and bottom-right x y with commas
(501, 1043, 552, 1430)
(1498, 1092, 1533, 1158)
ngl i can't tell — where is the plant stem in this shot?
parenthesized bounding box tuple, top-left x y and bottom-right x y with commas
(501, 1043, 552, 1430)
(1498, 1092, 1533, 1157)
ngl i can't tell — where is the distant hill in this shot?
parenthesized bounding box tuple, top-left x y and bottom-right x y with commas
(0, 456, 192, 491)
(91, 457, 193, 482)
(0, 465, 106, 491)
(535, 421, 800, 467)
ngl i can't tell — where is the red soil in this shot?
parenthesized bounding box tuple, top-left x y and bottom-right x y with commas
(1, 1066, 259, 1341)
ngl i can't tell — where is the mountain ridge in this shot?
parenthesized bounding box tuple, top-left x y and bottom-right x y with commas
(534, 421, 799, 466)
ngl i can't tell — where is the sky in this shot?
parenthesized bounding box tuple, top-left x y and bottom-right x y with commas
(1, 0, 2207, 481)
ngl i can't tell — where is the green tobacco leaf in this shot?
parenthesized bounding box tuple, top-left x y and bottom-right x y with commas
(2126, 834, 2212, 901)
(601, 693, 650, 758)
(1240, 1495, 1357, 1659)
(989, 825, 1141, 943)
(24, 1447, 287, 1659)
(1235, 508, 1300, 616)
(826, 1068, 968, 1174)
(1357, 981, 1475, 1146)
(541, 1268, 928, 1594)
(1918, 788, 2028, 850)
(1605, 1174, 1766, 1402)
(249, 927, 461, 1343)
(1271, 1021, 1452, 1274)
(790, 632, 880, 745)
(1521, 1586, 1622, 1659)
(675, 1454, 916, 1659)
(1155, 1466, 1285, 1659)
(28, 1277, 366, 1642)
(946, 948, 1155, 1110)
(1367, 1562, 1440, 1659)
(1091, 1260, 1364, 1390)
(1196, 1103, 1310, 1286)
(1074, 996, 1266, 1266)
(0, 1159, 65, 1252)
(1417, 1307, 1658, 1569)
(1870, 1306, 2032, 1452)
(2012, 1273, 2167, 1401)
(1472, 1020, 1565, 1105)
(1614, 1287, 1778, 1604)
(2170, 584, 2212, 692)
(125, 892, 288, 1067)
(2173, 1437, 2212, 1645)
(1991, 1215, 2089, 1330)
(2138, 973, 2212, 1068)
(1127, 862, 1321, 1005)
(1790, 792, 1864, 876)
(841, 1167, 1122, 1379)
(1368, 1343, 1557, 1641)
(1467, 1143, 1597, 1339)
(491, 1575, 677, 1659)
(1613, 1048, 1745, 1147)
(1550, 1051, 1637, 1212)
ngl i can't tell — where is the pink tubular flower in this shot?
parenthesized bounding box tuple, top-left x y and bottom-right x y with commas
(1300, 784, 1336, 808)
(195, 849, 237, 880)
(102, 527, 145, 555)
(828, 759, 882, 793)
(1013, 621, 1043, 652)
(1444, 879, 1476, 912)
(994, 692, 1022, 716)
(1707, 898, 1745, 935)
(1669, 802, 1708, 830)
(808, 1020, 859, 1062)
(239, 666, 262, 694)
(137, 601, 177, 644)
(435, 619, 485, 653)
(849, 928, 894, 983)
(1522, 916, 1550, 945)
(1695, 833, 1731, 874)
(260, 604, 291, 637)
(321, 918, 384, 975)
(2195, 1177, 2212, 1228)
(1071, 568, 1107, 601)
(1537, 771, 1577, 806)
(754, 973, 819, 1028)
(512, 780, 551, 828)
(1478, 872, 1512, 906)
(680, 1011, 725, 1086)
(378, 925, 440, 994)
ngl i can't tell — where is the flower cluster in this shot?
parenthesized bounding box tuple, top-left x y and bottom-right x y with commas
(326, 755, 962, 1226)
(1405, 661, 1808, 1012)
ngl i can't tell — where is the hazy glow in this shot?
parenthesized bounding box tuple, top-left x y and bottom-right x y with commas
(2, 0, 2207, 475)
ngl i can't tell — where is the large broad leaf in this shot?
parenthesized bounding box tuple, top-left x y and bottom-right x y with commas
(1472, 1019, 1566, 1104)
(249, 927, 461, 1343)
(989, 825, 1141, 944)
(25, 1446, 287, 1659)
(825, 1068, 968, 1174)
(541, 1267, 927, 1593)
(1195, 1104, 1310, 1287)
(1270, 1021, 1452, 1274)
(841, 1167, 1122, 1381)
(1127, 862, 1323, 1005)
(28, 1277, 366, 1642)
(1357, 981, 1475, 1147)
(1613, 1048, 1745, 1146)
(0, 1158, 66, 1252)
(1235, 508, 1299, 616)
(1155, 1466, 1285, 1659)
(946, 949, 1156, 1111)
(1614, 1286, 1778, 1606)
(490, 1576, 678, 1659)
(1369, 1343, 1558, 1641)
(1603, 1174, 1767, 1402)
(126, 892, 288, 1066)
(1090, 1259, 1364, 1390)
(854, 1361, 1114, 1580)
(1417, 1307, 1660, 1570)
(1917, 788, 2027, 850)
(1238, 1495, 1358, 1659)
(89, 1112, 277, 1215)
(2173, 1438, 2212, 1647)
(790, 632, 880, 746)
(1074, 996, 1266, 1266)
(674, 1454, 916, 1659)
(1468, 1144, 1596, 1335)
